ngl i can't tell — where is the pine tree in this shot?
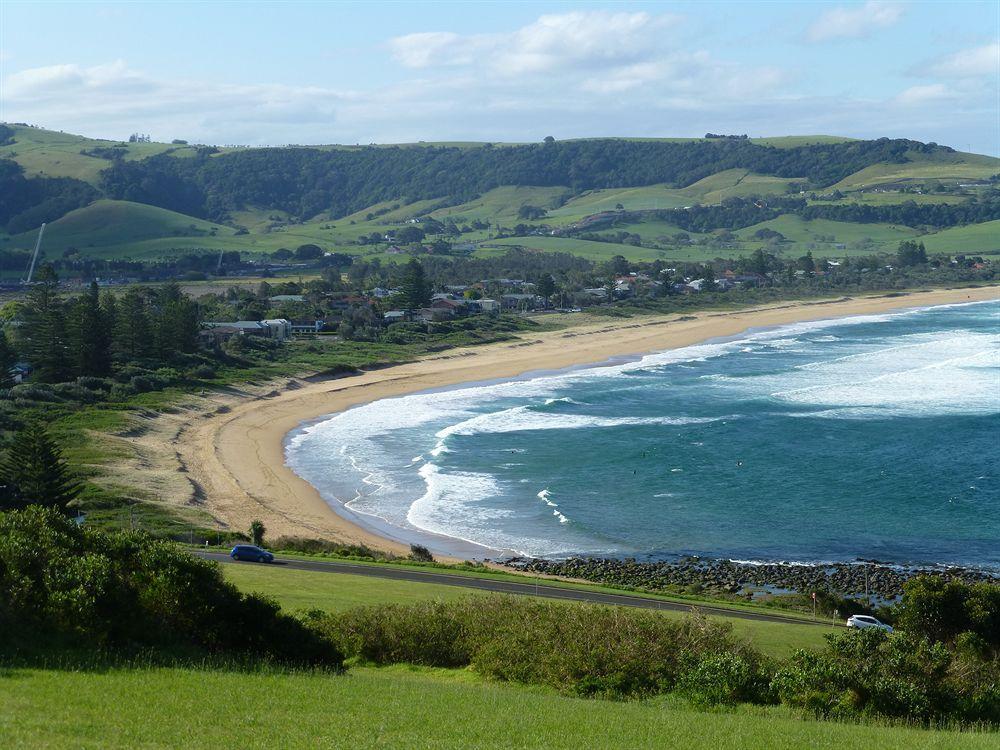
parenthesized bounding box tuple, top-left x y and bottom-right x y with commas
(0, 330, 16, 389)
(0, 422, 80, 512)
(154, 282, 200, 357)
(537, 272, 556, 301)
(17, 263, 70, 383)
(70, 281, 112, 377)
(398, 258, 431, 310)
(114, 288, 152, 362)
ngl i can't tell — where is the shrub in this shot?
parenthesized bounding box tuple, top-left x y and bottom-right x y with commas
(320, 599, 475, 667)
(8, 384, 61, 402)
(677, 651, 776, 707)
(0, 507, 343, 667)
(314, 597, 771, 699)
(187, 364, 217, 379)
(409, 543, 434, 562)
(895, 575, 1000, 647)
(772, 628, 998, 725)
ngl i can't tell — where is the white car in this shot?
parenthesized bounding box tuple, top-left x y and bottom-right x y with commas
(846, 614, 894, 633)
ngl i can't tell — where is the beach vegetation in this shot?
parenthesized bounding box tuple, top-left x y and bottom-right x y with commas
(0, 506, 342, 667)
(249, 519, 266, 547)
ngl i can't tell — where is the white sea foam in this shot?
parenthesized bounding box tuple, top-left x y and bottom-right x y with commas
(435, 407, 721, 439)
(285, 299, 1000, 556)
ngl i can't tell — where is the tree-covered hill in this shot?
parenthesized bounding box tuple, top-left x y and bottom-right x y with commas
(2, 124, 998, 262)
(96, 136, 948, 221)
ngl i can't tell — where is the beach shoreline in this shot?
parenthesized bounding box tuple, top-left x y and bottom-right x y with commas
(172, 286, 999, 558)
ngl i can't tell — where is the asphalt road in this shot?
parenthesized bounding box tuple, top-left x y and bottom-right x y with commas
(194, 550, 832, 627)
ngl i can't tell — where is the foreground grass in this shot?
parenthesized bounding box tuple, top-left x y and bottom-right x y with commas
(1, 663, 992, 749)
(223, 563, 835, 658)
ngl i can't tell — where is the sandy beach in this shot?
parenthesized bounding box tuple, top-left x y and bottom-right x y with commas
(152, 286, 997, 554)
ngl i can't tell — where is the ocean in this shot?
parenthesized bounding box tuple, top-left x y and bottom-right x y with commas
(286, 300, 1000, 569)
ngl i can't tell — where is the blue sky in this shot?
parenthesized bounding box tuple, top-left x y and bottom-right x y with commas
(1, 1, 997, 153)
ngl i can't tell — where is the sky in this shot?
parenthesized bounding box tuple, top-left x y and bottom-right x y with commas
(0, 1, 997, 153)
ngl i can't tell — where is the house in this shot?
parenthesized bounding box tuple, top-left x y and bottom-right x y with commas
(290, 319, 326, 334)
(430, 298, 466, 316)
(199, 325, 242, 345)
(416, 307, 452, 322)
(384, 310, 409, 323)
(368, 287, 395, 298)
(204, 321, 271, 337)
(385, 246, 406, 255)
(11, 361, 31, 384)
(261, 319, 293, 340)
(269, 294, 305, 303)
(476, 298, 501, 313)
(501, 293, 540, 311)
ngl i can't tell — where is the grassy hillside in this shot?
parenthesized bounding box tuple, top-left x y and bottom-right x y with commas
(920, 219, 1000, 254)
(0, 124, 207, 183)
(8, 663, 994, 750)
(2, 125, 998, 264)
(831, 149, 998, 191)
(4, 559, 988, 749)
(5, 200, 236, 256)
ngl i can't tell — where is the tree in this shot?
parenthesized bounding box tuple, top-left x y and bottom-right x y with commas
(537, 272, 556, 301)
(272, 248, 294, 261)
(70, 281, 112, 377)
(397, 258, 431, 309)
(700, 264, 717, 291)
(396, 225, 425, 244)
(249, 519, 266, 547)
(896, 240, 927, 267)
(0, 330, 16, 388)
(798, 251, 816, 274)
(16, 264, 70, 383)
(114, 287, 153, 362)
(295, 244, 324, 260)
(155, 282, 200, 357)
(0, 422, 80, 512)
(748, 248, 769, 276)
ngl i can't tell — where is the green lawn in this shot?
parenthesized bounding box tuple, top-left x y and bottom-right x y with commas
(222, 563, 835, 658)
(1, 662, 991, 749)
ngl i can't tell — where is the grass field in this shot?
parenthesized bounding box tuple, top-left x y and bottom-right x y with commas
(221, 563, 835, 658)
(3, 661, 993, 749)
(735, 214, 921, 255)
(919, 220, 1000, 255)
(831, 149, 999, 191)
(0, 124, 207, 183)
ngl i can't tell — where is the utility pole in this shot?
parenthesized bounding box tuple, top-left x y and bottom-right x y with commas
(24, 223, 46, 284)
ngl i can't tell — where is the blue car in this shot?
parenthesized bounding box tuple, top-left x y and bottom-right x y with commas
(230, 544, 274, 563)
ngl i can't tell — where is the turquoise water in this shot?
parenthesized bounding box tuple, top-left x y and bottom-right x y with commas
(287, 300, 1000, 569)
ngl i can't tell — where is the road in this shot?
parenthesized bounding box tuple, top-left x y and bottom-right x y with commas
(195, 550, 831, 627)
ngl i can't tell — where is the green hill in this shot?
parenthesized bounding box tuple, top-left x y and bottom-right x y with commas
(4, 200, 237, 259)
(1, 124, 998, 263)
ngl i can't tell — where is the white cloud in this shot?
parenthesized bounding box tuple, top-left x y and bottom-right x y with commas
(893, 83, 953, 106)
(807, 1, 905, 42)
(390, 11, 679, 76)
(926, 41, 999, 78)
(1, 61, 349, 144)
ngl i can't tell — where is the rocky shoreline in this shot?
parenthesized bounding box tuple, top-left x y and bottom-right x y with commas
(500, 556, 998, 601)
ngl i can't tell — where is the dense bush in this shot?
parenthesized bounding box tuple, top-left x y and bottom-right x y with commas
(895, 575, 1000, 647)
(773, 628, 999, 725)
(0, 507, 343, 667)
(315, 597, 773, 700)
